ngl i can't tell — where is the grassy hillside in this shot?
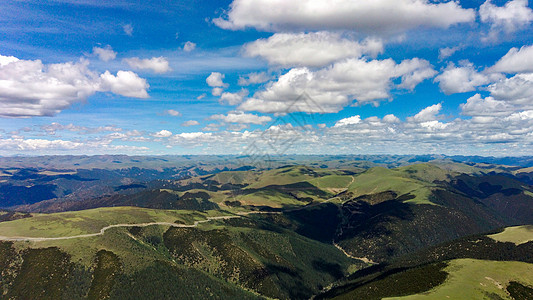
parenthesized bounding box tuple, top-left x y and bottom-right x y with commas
(393, 259, 533, 300)
(0, 207, 221, 238)
(0, 206, 361, 299)
(319, 225, 533, 299)
(488, 225, 533, 245)
(346, 166, 437, 205)
(1, 160, 533, 298)
(163, 219, 361, 299)
(321, 259, 533, 300)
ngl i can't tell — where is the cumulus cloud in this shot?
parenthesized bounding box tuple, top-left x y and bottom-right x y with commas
(220, 89, 248, 105)
(212, 87, 224, 96)
(165, 109, 181, 116)
(158, 101, 533, 156)
(238, 72, 271, 86)
(244, 32, 383, 67)
(334, 115, 361, 127)
(0, 55, 19, 65)
(40, 122, 123, 135)
(487, 73, 533, 106)
(214, 0, 475, 33)
(0, 138, 84, 150)
(123, 57, 171, 73)
(206, 72, 227, 87)
(459, 72, 533, 120)
(409, 103, 442, 122)
(123, 24, 133, 36)
(175, 132, 211, 139)
(490, 45, 533, 73)
(202, 123, 221, 132)
(183, 41, 196, 52)
(92, 45, 116, 62)
(28, 101, 523, 156)
(239, 57, 435, 113)
(435, 62, 501, 94)
(479, 0, 533, 42)
(0, 136, 148, 154)
(152, 130, 172, 138)
(105, 131, 150, 142)
(169, 132, 214, 147)
(460, 94, 513, 117)
(438, 46, 461, 60)
(210, 112, 272, 124)
(99, 70, 149, 98)
(383, 114, 400, 123)
(181, 120, 200, 126)
(0, 55, 149, 117)
(395, 58, 438, 90)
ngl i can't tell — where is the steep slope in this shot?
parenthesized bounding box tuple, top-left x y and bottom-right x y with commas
(332, 164, 533, 263)
(0, 207, 361, 299)
(319, 226, 533, 299)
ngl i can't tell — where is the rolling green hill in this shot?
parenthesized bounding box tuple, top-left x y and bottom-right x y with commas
(1, 159, 533, 299)
(0, 206, 362, 299)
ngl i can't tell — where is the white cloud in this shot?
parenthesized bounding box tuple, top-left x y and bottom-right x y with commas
(157, 102, 533, 155)
(214, 0, 475, 33)
(40, 122, 123, 135)
(395, 58, 438, 90)
(0, 57, 97, 117)
(334, 115, 361, 127)
(0, 55, 149, 117)
(197, 93, 207, 100)
(490, 45, 533, 73)
(206, 72, 227, 87)
(0, 136, 149, 154)
(487, 73, 533, 106)
(176, 132, 211, 139)
(181, 120, 200, 126)
(434, 62, 501, 94)
(169, 132, 214, 147)
(219, 89, 248, 105)
(244, 32, 383, 67)
(410, 103, 442, 122)
(152, 130, 172, 138)
(438, 46, 461, 60)
(239, 57, 435, 113)
(383, 114, 400, 123)
(23, 102, 529, 156)
(460, 94, 513, 117)
(212, 87, 223, 96)
(123, 24, 133, 36)
(165, 109, 181, 116)
(0, 55, 19, 66)
(479, 0, 533, 41)
(123, 57, 171, 73)
(202, 123, 221, 131)
(238, 72, 271, 85)
(183, 41, 197, 52)
(210, 112, 272, 124)
(0, 138, 84, 150)
(505, 110, 533, 121)
(92, 45, 116, 62)
(99, 70, 149, 98)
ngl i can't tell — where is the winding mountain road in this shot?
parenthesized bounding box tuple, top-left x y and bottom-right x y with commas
(0, 191, 367, 263)
(0, 215, 239, 242)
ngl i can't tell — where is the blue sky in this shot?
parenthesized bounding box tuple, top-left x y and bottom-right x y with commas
(1, 0, 533, 156)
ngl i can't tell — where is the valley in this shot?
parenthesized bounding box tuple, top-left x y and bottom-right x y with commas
(0, 155, 532, 299)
